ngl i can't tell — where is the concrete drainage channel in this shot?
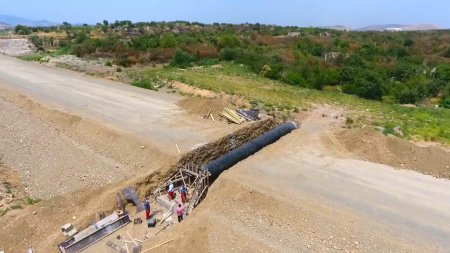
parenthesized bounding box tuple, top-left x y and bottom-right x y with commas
(57, 119, 298, 253)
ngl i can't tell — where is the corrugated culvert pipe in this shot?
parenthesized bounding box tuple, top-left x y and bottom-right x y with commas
(204, 121, 298, 180)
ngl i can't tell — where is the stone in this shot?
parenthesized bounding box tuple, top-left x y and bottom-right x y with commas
(72, 216, 77, 220)
(33, 210, 37, 215)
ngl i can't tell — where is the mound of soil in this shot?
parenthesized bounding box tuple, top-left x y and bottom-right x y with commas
(336, 128, 450, 179)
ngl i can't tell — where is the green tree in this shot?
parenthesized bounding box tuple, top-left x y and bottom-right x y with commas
(15, 25, 32, 35)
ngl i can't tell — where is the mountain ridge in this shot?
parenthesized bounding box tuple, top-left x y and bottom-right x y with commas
(0, 15, 58, 27)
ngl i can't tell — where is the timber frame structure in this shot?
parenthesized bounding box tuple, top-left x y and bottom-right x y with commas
(153, 163, 210, 214)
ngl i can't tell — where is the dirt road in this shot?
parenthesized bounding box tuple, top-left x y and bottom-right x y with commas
(209, 110, 450, 252)
(0, 54, 229, 153)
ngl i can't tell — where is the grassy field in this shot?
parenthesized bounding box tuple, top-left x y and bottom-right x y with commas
(140, 63, 449, 144)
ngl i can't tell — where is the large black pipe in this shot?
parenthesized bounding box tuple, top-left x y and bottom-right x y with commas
(204, 121, 298, 179)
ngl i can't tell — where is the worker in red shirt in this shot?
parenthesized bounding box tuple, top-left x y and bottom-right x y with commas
(176, 204, 185, 223)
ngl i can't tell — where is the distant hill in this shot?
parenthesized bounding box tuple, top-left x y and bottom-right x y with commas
(0, 15, 58, 27)
(357, 24, 439, 31)
(0, 21, 12, 30)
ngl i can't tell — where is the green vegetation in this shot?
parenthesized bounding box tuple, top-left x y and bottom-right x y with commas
(19, 53, 45, 61)
(14, 21, 450, 143)
(3, 182, 12, 194)
(24, 196, 41, 205)
(21, 21, 450, 107)
(10, 204, 23, 210)
(140, 63, 450, 144)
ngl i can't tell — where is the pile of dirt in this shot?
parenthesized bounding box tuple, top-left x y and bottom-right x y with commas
(0, 38, 35, 56)
(43, 55, 123, 80)
(336, 127, 450, 179)
(177, 96, 229, 119)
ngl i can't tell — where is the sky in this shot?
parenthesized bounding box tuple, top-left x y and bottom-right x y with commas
(1, 0, 450, 28)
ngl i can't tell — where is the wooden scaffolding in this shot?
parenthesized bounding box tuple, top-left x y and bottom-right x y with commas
(153, 163, 210, 214)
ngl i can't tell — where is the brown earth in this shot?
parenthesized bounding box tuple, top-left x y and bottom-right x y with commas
(1, 99, 449, 253)
(0, 86, 175, 198)
(1, 57, 450, 253)
(336, 127, 450, 179)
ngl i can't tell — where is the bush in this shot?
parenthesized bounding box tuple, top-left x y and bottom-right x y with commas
(24, 196, 41, 205)
(131, 78, 159, 91)
(198, 58, 220, 66)
(220, 48, 241, 61)
(170, 50, 195, 68)
(342, 70, 384, 100)
(15, 25, 32, 35)
(160, 34, 177, 48)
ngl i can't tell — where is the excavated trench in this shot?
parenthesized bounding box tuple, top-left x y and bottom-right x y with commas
(135, 118, 296, 197)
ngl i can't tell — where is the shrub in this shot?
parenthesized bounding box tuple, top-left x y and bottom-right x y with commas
(131, 78, 160, 91)
(160, 34, 177, 48)
(24, 196, 41, 205)
(10, 204, 23, 210)
(170, 50, 195, 68)
(105, 61, 113, 67)
(220, 48, 241, 61)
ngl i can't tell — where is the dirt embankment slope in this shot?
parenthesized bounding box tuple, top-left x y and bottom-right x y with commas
(0, 86, 174, 199)
(336, 128, 450, 179)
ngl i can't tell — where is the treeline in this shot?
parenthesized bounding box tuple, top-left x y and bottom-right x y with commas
(22, 21, 450, 107)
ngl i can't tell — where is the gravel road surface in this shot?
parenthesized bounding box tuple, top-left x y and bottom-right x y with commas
(0, 54, 224, 153)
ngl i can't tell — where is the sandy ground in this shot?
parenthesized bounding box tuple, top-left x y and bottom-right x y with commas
(0, 54, 450, 253)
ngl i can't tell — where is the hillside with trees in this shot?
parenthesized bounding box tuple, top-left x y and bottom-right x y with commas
(20, 21, 450, 108)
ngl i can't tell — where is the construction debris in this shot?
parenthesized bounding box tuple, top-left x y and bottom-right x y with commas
(203, 108, 215, 122)
(58, 211, 131, 253)
(220, 108, 260, 124)
(236, 109, 260, 121)
(133, 218, 143, 224)
(220, 108, 246, 124)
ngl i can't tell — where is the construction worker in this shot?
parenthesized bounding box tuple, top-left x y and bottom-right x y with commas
(179, 185, 187, 203)
(176, 204, 184, 223)
(144, 197, 151, 220)
(168, 182, 175, 200)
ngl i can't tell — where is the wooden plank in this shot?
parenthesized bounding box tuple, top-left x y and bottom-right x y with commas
(127, 232, 139, 246)
(141, 238, 175, 253)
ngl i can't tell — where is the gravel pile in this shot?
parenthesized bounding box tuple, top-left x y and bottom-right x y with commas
(0, 38, 35, 56)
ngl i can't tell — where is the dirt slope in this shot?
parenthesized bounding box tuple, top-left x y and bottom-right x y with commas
(336, 128, 450, 179)
(0, 86, 174, 198)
